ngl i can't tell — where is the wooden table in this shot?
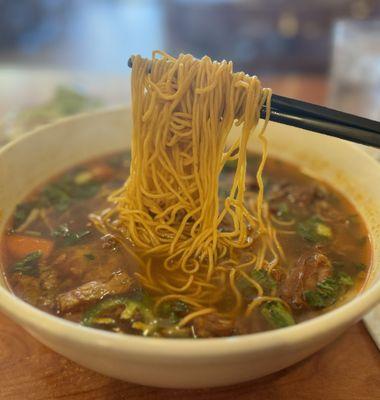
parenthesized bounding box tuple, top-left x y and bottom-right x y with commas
(0, 70, 379, 399)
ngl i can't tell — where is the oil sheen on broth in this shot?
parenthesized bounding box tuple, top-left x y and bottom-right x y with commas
(1, 152, 371, 338)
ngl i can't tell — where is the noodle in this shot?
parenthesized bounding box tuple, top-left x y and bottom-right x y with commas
(93, 51, 284, 324)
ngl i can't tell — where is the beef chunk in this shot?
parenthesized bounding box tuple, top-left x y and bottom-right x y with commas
(193, 314, 234, 338)
(57, 271, 132, 313)
(52, 243, 127, 282)
(281, 250, 333, 309)
(268, 181, 324, 209)
(315, 200, 344, 223)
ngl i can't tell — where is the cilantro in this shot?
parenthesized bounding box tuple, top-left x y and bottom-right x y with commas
(353, 262, 366, 272)
(12, 251, 42, 276)
(251, 269, 277, 292)
(40, 184, 71, 211)
(304, 277, 339, 308)
(158, 300, 189, 324)
(261, 301, 295, 329)
(39, 174, 100, 212)
(52, 224, 91, 246)
(297, 216, 332, 243)
(235, 270, 277, 301)
(128, 288, 153, 308)
(66, 180, 100, 199)
(337, 271, 354, 286)
(304, 272, 353, 309)
(275, 202, 292, 220)
(13, 202, 36, 229)
(235, 276, 257, 301)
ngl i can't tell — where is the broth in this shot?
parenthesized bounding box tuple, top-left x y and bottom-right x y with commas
(1, 152, 371, 338)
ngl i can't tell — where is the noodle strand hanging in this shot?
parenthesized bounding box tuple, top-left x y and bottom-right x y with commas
(92, 51, 283, 325)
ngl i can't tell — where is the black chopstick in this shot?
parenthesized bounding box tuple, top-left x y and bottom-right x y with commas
(261, 105, 380, 148)
(267, 95, 380, 148)
(271, 94, 380, 134)
(127, 56, 380, 148)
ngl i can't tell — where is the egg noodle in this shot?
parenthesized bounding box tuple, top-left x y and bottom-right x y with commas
(92, 51, 287, 327)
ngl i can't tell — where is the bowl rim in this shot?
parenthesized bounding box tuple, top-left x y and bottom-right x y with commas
(0, 107, 380, 359)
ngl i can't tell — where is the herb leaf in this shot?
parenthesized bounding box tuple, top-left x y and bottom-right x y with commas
(12, 251, 42, 276)
(38, 174, 100, 212)
(52, 224, 91, 246)
(158, 300, 189, 324)
(337, 271, 354, 286)
(304, 272, 353, 309)
(82, 295, 154, 329)
(40, 184, 71, 211)
(261, 301, 295, 328)
(304, 277, 339, 308)
(297, 216, 332, 243)
(251, 269, 277, 292)
(353, 262, 366, 272)
(65, 179, 100, 199)
(13, 202, 36, 229)
(275, 202, 292, 220)
(235, 277, 257, 301)
(357, 236, 367, 246)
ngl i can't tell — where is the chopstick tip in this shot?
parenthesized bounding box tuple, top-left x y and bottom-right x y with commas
(127, 56, 133, 68)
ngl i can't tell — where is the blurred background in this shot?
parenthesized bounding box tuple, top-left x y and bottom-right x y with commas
(0, 0, 380, 144)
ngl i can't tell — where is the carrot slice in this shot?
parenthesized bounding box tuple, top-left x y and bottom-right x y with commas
(6, 234, 54, 260)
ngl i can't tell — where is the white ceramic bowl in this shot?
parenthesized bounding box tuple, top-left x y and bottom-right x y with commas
(0, 107, 379, 388)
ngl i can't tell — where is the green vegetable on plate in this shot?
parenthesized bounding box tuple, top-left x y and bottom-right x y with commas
(3, 86, 102, 140)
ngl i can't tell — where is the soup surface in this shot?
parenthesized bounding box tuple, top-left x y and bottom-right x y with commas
(1, 152, 371, 338)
